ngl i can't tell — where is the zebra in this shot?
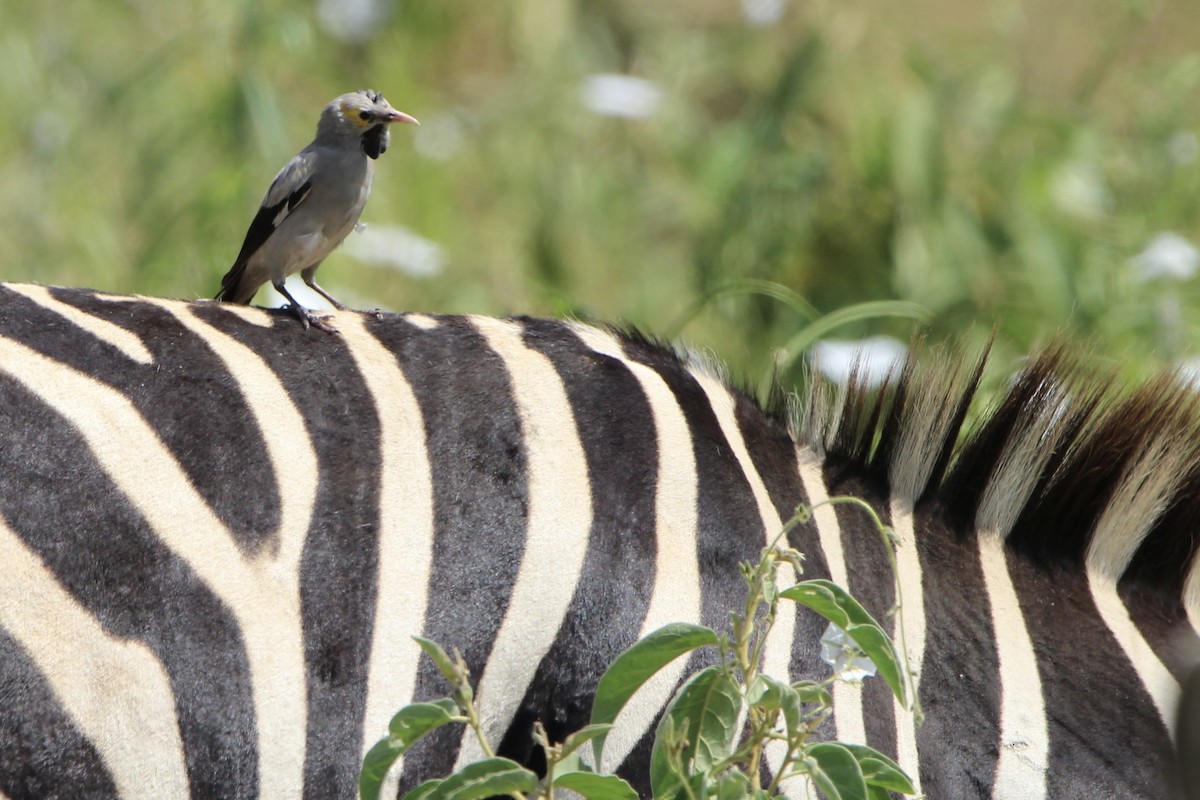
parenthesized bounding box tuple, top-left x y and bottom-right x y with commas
(0, 282, 1195, 799)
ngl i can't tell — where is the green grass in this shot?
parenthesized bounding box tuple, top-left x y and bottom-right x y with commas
(1, 0, 1198, 391)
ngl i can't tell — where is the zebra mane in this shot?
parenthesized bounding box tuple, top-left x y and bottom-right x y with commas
(795, 342, 1200, 597)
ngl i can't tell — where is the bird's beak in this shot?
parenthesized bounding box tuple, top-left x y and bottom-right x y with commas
(385, 109, 420, 126)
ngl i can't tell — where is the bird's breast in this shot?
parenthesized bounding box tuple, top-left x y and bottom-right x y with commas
(316, 158, 374, 235)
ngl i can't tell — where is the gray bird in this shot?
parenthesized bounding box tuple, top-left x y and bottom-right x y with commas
(216, 89, 418, 332)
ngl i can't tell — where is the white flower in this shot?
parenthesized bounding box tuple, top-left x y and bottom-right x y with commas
(742, 0, 787, 26)
(1132, 232, 1199, 282)
(316, 0, 384, 43)
(809, 336, 907, 388)
(819, 623, 878, 683)
(344, 224, 445, 278)
(1167, 131, 1198, 166)
(580, 74, 663, 119)
(1050, 161, 1112, 220)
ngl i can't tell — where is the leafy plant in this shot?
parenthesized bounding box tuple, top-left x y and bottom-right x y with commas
(361, 500, 918, 800)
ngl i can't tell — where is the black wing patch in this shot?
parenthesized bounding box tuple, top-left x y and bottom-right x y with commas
(215, 178, 313, 302)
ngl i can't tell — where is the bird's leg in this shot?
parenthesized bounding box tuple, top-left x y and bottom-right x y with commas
(301, 273, 382, 321)
(273, 280, 339, 334)
(300, 268, 349, 311)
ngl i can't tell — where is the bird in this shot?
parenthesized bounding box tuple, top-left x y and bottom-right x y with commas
(215, 89, 418, 332)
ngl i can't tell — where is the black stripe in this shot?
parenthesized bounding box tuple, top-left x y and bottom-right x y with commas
(0, 373, 257, 797)
(0, 286, 283, 550)
(0, 628, 119, 800)
(195, 302, 388, 799)
(1119, 578, 1199, 683)
(505, 319, 659, 773)
(822, 466, 899, 762)
(733, 394, 840, 748)
(731, 392, 800, 525)
(1011, 562, 1181, 796)
(618, 338, 767, 779)
(910, 510, 998, 797)
(368, 316, 529, 787)
(621, 342, 765, 627)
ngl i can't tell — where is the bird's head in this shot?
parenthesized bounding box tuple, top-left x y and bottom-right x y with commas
(317, 89, 419, 159)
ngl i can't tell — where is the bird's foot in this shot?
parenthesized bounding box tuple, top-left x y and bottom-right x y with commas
(308, 314, 340, 334)
(288, 304, 340, 334)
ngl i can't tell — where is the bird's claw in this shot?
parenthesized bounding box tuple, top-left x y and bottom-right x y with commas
(289, 304, 340, 334)
(308, 314, 340, 334)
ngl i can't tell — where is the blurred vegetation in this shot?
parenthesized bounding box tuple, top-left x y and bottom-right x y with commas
(1, 0, 1198, 390)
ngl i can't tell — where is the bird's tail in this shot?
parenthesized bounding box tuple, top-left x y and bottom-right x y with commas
(214, 261, 253, 304)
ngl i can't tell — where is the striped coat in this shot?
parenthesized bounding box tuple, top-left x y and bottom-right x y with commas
(0, 284, 1193, 798)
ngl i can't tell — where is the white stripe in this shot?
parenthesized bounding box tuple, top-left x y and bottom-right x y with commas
(404, 313, 441, 330)
(889, 499, 924, 797)
(455, 317, 594, 765)
(338, 314, 436, 791)
(4, 283, 154, 364)
(572, 324, 702, 772)
(0, 516, 189, 799)
(206, 301, 276, 327)
(1082, 438, 1185, 738)
(0, 303, 318, 800)
(1087, 571, 1180, 738)
(795, 450, 866, 745)
(691, 372, 796, 778)
(977, 531, 1047, 800)
(169, 303, 317, 799)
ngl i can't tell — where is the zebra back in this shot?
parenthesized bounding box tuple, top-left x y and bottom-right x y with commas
(0, 284, 1194, 799)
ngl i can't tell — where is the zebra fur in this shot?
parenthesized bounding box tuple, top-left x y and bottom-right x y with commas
(0, 284, 1195, 798)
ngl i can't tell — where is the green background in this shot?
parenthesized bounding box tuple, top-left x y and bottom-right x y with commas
(2, 0, 1197, 390)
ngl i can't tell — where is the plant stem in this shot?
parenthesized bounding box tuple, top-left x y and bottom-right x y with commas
(461, 689, 497, 759)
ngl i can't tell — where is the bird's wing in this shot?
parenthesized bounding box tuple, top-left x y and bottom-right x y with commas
(216, 150, 318, 301)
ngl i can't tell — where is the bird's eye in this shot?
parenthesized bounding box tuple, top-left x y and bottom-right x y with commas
(358, 110, 371, 121)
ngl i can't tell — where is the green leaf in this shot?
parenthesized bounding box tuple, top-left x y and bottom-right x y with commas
(746, 674, 778, 707)
(413, 636, 461, 684)
(359, 699, 462, 800)
(558, 723, 613, 760)
(842, 743, 916, 794)
(400, 779, 443, 800)
(389, 699, 460, 742)
(551, 749, 585, 778)
(761, 558, 779, 605)
(779, 580, 855, 628)
(649, 666, 742, 800)
(553, 770, 640, 800)
(807, 742, 867, 800)
(842, 623, 907, 708)
(664, 278, 820, 339)
(780, 579, 908, 707)
(792, 680, 832, 707)
(746, 674, 803, 738)
(770, 678, 804, 736)
(359, 738, 403, 800)
(760, 300, 931, 398)
(747, 674, 787, 708)
(590, 622, 719, 765)
(423, 758, 537, 800)
(715, 769, 752, 800)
